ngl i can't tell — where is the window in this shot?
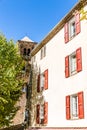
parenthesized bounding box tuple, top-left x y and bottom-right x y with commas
(27, 48, 30, 56)
(71, 95, 78, 119)
(69, 18, 75, 39)
(40, 73, 45, 91)
(41, 48, 43, 59)
(66, 91, 84, 120)
(36, 102, 48, 124)
(44, 45, 46, 57)
(40, 46, 46, 59)
(40, 105, 44, 124)
(64, 12, 80, 43)
(37, 69, 48, 92)
(65, 47, 82, 78)
(70, 52, 76, 75)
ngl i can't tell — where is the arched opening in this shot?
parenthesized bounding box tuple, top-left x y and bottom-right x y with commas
(27, 48, 30, 56)
(23, 48, 26, 55)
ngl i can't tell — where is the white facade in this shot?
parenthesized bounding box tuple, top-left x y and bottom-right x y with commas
(31, 0, 87, 128)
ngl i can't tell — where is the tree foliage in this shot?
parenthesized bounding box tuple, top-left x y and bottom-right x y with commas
(80, 8, 87, 20)
(0, 34, 23, 127)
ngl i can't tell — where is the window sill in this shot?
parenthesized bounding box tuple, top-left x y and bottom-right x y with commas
(70, 70, 77, 76)
(70, 117, 79, 120)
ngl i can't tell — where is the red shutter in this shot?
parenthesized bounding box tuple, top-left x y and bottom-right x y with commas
(44, 69, 48, 90)
(64, 23, 69, 43)
(66, 96, 70, 120)
(37, 74, 40, 92)
(65, 56, 69, 78)
(76, 48, 82, 72)
(78, 92, 84, 119)
(44, 102, 48, 124)
(36, 104, 40, 124)
(75, 12, 80, 35)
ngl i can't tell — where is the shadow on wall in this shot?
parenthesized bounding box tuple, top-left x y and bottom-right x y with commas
(0, 124, 24, 130)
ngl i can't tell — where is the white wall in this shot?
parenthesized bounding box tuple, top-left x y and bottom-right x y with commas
(32, 5, 87, 127)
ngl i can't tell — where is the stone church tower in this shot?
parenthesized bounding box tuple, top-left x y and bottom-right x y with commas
(12, 36, 37, 127)
(18, 36, 37, 58)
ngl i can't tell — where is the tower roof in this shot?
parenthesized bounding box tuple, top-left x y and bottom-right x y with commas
(21, 36, 33, 42)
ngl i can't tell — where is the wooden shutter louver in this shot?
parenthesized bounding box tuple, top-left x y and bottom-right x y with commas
(66, 96, 70, 120)
(64, 23, 69, 43)
(65, 56, 69, 78)
(78, 91, 84, 119)
(44, 102, 48, 124)
(75, 12, 80, 35)
(36, 104, 40, 124)
(76, 48, 82, 72)
(37, 74, 40, 92)
(44, 69, 48, 90)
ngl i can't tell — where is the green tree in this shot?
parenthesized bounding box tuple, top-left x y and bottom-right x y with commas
(0, 34, 23, 127)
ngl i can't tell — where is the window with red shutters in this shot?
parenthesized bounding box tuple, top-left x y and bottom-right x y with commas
(78, 92, 84, 119)
(36, 104, 40, 124)
(44, 102, 48, 124)
(65, 56, 69, 78)
(66, 91, 84, 120)
(66, 96, 70, 120)
(37, 69, 48, 92)
(75, 12, 80, 35)
(64, 12, 80, 43)
(76, 47, 82, 72)
(44, 69, 48, 90)
(65, 47, 82, 77)
(37, 74, 40, 92)
(64, 23, 69, 43)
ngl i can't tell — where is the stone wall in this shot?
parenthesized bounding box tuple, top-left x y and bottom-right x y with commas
(12, 93, 26, 125)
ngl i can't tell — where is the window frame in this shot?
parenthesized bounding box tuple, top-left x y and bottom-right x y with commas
(40, 104, 44, 124)
(40, 46, 46, 60)
(44, 45, 46, 57)
(69, 17, 76, 39)
(65, 47, 82, 78)
(40, 73, 45, 92)
(36, 102, 48, 125)
(70, 94, 78, 119)
(37, 69, 48, 93)
(41, 48, 43, 59)
(69, 51, 77, 75)
(66, 91, 84, 120)
(64, 12, 80, 43)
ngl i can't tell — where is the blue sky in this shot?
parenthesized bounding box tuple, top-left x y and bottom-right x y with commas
(0, 0, 78, 43)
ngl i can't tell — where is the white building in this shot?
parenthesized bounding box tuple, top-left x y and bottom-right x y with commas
(31, 0, 87, 129)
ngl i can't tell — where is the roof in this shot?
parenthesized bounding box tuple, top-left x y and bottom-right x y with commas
(21, 36, 33, 42)
(31, 0, 87, 56)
